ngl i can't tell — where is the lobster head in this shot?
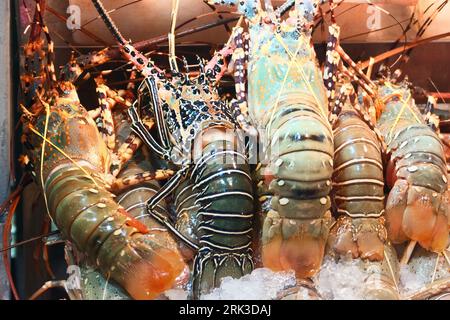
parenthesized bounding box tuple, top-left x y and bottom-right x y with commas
(24, 88, 111, 182)
(131, 57, 239, 166)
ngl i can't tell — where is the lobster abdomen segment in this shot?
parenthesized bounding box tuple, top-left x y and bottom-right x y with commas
(261, 101, 334, 278)
(29, 101, 187, 300)
(377, 83, 449, 252)
(329, 109, 387, 261)
(189, 138, 254, 298)
(332, 111, 385, 218)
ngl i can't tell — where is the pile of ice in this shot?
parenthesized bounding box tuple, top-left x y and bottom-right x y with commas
(399, 265, 428, 296)
(164, 288, 190, 300)
(201, 268, 297, 300)
(399, 254, 450, 296)
(314, 257, 369, 300)
(163, 254, 449, 300)
(315, 253, 450, 299)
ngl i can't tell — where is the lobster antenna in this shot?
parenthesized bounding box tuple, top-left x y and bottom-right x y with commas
(202, 0, 232, 34)
(329, 0, 336, 24)
(275, 0, 295, 16)
(364, 0, 407, 69)
(81, 0, 144, 29)
(91, 0, 127, 45)
(0, 230, 61, 253)
(169, 0, 180, 72)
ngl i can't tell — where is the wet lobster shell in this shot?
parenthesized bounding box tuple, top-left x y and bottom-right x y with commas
(330, 107, 387, 261)
(377, 81, 449, 252)
(225, 0, 335, 278)
(26, 91, 187, 300)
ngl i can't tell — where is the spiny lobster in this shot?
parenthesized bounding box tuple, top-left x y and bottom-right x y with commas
(19, 0, 188, 300)
(210, 0, 334, 278)
(91, 0, 258, 298)
(376, 77, 449, 254)
(320, 16, 449, 298)
(322, 22, 400, 299)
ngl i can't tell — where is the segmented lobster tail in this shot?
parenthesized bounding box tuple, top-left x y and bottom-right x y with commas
(260, 94, 334, 278)
(377, 82, 449, 252)
(328, 102, 401, 300)
(330, 107, 387, 261)
(214, 0, 335, 278)
(45, 166, 185, 299)
(189, 139, 254, 298)
(27, 100, 186, 300)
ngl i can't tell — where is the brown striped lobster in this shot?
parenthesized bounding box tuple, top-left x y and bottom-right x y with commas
(17, 0, 188, 300)
(376, 77, 449, 257)
(319, 19, 400, 299)
(320, 11, 449, 297)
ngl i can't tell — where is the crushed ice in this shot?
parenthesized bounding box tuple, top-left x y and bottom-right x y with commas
(399, 254, 450, 296)
(163, 254, 449, 300)
(164, 288, 189, 300)
(314, 257, 368, 300)
(201, 268, 297, 300)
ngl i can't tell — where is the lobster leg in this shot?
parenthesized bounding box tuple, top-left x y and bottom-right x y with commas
(95, 80, 116, 150)
(329, 83, 350, 125)
(90, 72, 132, 153)
(111, 133, 144, 177)
(36, 0, 57, 87)
(102, 86, 133, 110)
(324, 24, 340, 113)
(424, 96, 440, 132)
(230, 26, 248, 114)
(140, 77, 171, 149)
(29, 280, 73, 300)
(145, 167, 200, 251)
(111, 169, 174, 192)
(128, 102, 169, 159)
(229, 28, 258, 140)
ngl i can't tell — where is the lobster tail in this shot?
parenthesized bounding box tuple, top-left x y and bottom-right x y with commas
(189, 137, 254, 298)
(27, 99, 187, 300)
(329, 109, 386, 261)
(327, 100, 400, 300)
(377, 82, 449, 252)
(47, 166, 185, 299)
(260, 95, 334, 278)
